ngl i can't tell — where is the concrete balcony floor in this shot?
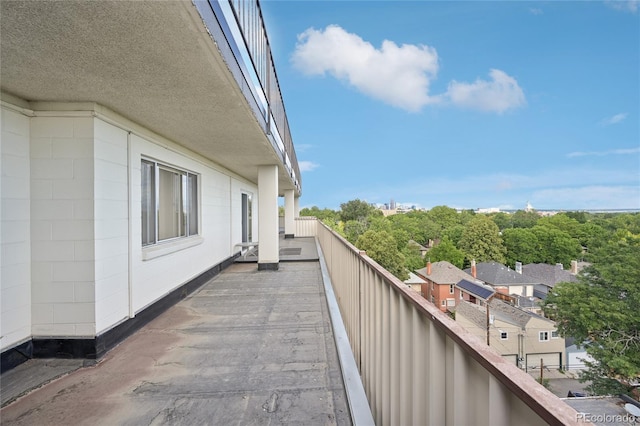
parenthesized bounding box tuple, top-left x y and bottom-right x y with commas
(0, 238, 352, 425)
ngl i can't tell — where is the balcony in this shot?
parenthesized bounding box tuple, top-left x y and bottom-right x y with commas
(2, 218, 583, 425)
(0, 0, 300, 194)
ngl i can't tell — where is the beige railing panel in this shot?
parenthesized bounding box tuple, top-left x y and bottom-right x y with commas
(294, 216, 317, 237)
(314, 220, 583, 426)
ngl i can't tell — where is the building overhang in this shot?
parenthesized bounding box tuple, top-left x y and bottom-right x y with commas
(0, 0, 299, 195)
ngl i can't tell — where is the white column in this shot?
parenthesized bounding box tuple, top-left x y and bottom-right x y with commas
(294, 196, 300, 218)
(258, 165, 279, 270)
(284, 189, 295, 239)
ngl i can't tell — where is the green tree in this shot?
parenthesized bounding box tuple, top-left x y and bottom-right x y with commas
(403, 241, 426, 273)
(490, 212, 512, 231)
(339, 199, 378, 222)
(426, 205, 460, 231)
(343, 219, 369, 245)
(511, 210, 539, 228)
(577, 222, 607, 253)
(503, 227, 539, 266)
(565, 211, 589, 224)
(356, 230, 408, 280)
(388, 213, 423, 244)
(543, 234, 640, 396)
(426, 237, 465, 269)
(458, 215, 506, 263)
(538, 213, 582, 239)
(442, 224, 465, 248)
(531, 225, 582, 267)
(300, 206, 338, 222)
(458, 209, 476, 225)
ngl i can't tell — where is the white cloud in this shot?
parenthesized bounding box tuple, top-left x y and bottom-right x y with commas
(292, 25, 526, 114)
(529, 8, 544, 15)
(299, 160, 319, 172)
(600, 112, 628, 125)
(292, 25, 439, 112)
(446, 69, 526, 113)
(605, 0, 639, 13)
(567, 147, 640, 158)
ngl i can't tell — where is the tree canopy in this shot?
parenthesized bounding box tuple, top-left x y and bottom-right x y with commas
(543, 232, 640, 396)
(458, 215, 506, 264)
(339, 199, 379, 222)
(356, 230, 408, 280)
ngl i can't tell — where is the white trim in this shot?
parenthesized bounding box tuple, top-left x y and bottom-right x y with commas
(142, 236, 204, 260)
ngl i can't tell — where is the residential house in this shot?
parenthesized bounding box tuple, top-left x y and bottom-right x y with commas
(415, 261, 478, 312)
(1, 0, 301, 370)
(466, 261, 542, 299)
(565, 337, 595, 371)
(456, 278, 496, 306)
(404, 272, 426, 293)
(455, 298, 566, 370)
(519, 262, 579, 300)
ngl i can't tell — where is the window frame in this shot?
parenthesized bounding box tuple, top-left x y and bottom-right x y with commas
(500, 331, 508, 340)
(449, 284, 455, 294)
(141, 158, 199, 247)
(539, 331, 550, 342)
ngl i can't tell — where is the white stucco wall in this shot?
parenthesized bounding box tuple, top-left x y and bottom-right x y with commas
(30, 114, 97, 337)
(128, 125, 258, 317)
(1, 105, 32, 350)
(93, 119, 129, 333)
(2, 100, 261, 344)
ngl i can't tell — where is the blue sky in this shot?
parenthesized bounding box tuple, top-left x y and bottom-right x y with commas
(262, 1, 640, 211)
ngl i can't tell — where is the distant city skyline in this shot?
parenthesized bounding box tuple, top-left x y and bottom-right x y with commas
(262, 1, 640, 211)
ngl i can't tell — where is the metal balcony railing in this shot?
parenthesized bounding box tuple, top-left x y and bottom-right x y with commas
(206, 0, 300, 192)
(296, 217, 583, 426)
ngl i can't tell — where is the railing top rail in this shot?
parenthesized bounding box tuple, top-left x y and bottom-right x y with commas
(316, 219, 582, 425)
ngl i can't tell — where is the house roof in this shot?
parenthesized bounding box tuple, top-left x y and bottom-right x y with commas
(521, 263, 579, 288)
(456, 297, 555, 330)
(465, 262, 540, 286)
(404, 272, 427, 285)
(456, 279, 495, 301)
(415, 261, 476, 285)
(533, 284, 549, 300)
(455, 300, 527, 328)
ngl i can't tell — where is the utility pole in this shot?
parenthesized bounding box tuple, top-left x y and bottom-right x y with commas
(486, 303, 490, 346)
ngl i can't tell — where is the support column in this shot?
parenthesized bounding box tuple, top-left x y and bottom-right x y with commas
(284, 189, 295, 239)
(294, 196, 300, 218)
(258, 165, 279, 270)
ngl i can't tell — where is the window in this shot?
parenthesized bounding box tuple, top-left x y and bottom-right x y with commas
(441, 300, 446, 306)
(539, 331, 549, 342)
(446, 298, 456, 307)
(142, 159, 198, 246)
(551, 330, 559, 339)
(500, 331, 508, 340)
(449, 284, 455, 294)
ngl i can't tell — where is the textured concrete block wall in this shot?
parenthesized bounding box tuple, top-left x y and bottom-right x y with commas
(30, 115, 97, 337)
(1, 106, 32, 350)
(93, 119, 129, 334)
